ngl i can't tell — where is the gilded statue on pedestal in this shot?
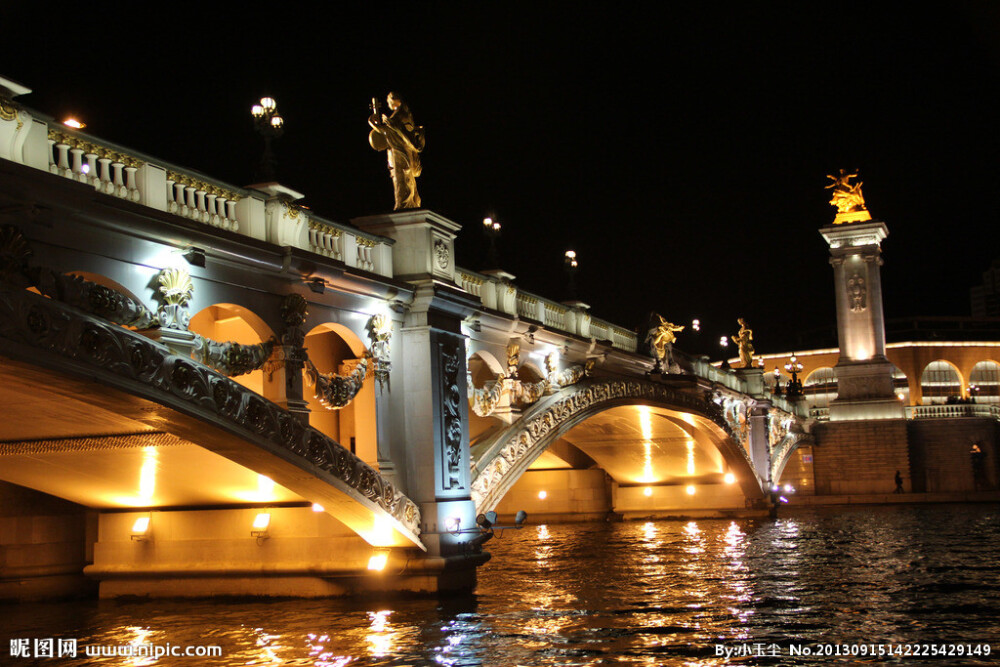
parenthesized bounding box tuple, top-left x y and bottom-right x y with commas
(825, 169, 872, 223)
(733, 318, 755, 368)
(368, 92, 425, 210)
(645, 313, 684, 373)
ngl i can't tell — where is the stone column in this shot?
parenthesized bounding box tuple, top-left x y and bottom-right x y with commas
(747, 401, 772, 487)
(820, 221, 904, 420)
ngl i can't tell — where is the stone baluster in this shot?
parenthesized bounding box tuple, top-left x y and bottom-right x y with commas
(226, 199, 238, 231)
(206, 192, 219, 226)
(111, 160, 126, 197)
(165, 177, 176, 212)
(84, 150, 99, 187)
(55, 141, 72, 177)
(194, 189, 207, 222)
(70, 146, 86, 182)
(124, 165, 139, 202)
(184, 185, 196, 219)
(47, 137, 57, 173)
(97, 157, 112, 192)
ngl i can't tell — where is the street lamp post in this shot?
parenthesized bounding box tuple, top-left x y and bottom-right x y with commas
(784, 354, 804, 399)
(564, 250, 579, 299)
(482, 217, 501, 268)
(773, 367, 782, 395)
(251, 97, 284, 182)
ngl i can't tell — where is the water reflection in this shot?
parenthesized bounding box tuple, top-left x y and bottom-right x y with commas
(2, 505, 998, 665)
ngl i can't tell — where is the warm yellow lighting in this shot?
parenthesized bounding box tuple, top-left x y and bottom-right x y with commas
(724, 473, 736, 485)
(251, 104, 263, 117)
(643, 487, 653, 497)
(63, 118, 85, 129)
(252, 513, 271, 531)
(260, 97, 276, 112)
(564, 250, 576, 259)
(686, 485, 696, 495)
(138, 446, 158, 502)
(686, 439, 695, 475)
(368, 552, 388, 571)
(483, 217, 493, 227)
(897, 393, 905, 401)
(537, 490, 547, 500)
(131, 516, 150, 535)
(271, 115, 284, 128)
(311, 503, 325, 512)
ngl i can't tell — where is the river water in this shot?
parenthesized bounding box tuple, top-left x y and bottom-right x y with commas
(3, 504, 998, 665)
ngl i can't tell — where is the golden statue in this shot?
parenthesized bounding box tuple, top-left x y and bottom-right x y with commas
(645, 313, 684, 372)
(368, 92, 424, 210)
(733, 318, 755, 368)
(825, 169, 872, 224)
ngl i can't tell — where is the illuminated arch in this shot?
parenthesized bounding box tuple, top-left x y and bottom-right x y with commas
(468, 350, 504, 387)
(970, 360, 1000, 405)
(803, 367, 836, 409)
(470, 378, 763, 513)
(920, 360, 963, 404)
(303, 322, 377, 467)
(190, 303, 275, 395)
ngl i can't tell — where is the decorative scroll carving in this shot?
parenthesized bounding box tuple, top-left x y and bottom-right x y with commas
(544, 352, 587, 388)
(305, 355, 369, 409)
(506, 341, 519, 378)
(195, 337, 276, 377)
(847, 272, 867, 312)
(471, 378, 745, 511)
(434, 238, 449, 270)
(767, 407, 794, 449)
(367, 313, 392, 391)
(468, 369, 506, 417)
(0, 285, 419, 537)
(34, 269, 158, 329)
(156, 267, 194, 330)
(440, 341, 465, 489)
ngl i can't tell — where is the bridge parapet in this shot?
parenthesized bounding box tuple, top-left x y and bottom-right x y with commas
(0, 95, 394, 277)
(456, 266, 637, 353)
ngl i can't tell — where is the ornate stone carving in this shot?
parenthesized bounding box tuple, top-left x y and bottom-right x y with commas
(506, 341, 520, 378)
(467, 366, 506, 418)
(471, 378, 745, 511)
(0, 285, 419, 536)
(545, 352, 587, 388)
(767, 407, 794, 449)
(440, 341, 465, 489)
(434, 238, 449, 270)
(195, 337, 276, 377)
(367, 313, 392, 390)
(847, 272, 867, 312)
(0, 225, 32, 283)
(156, 267, 194, 330)
(305, 355, 369, 409)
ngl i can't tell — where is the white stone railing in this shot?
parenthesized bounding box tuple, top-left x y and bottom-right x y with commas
(906, 404, 1000, 420)
(455, 266, 638, 353)
(0, 107, 394, 278)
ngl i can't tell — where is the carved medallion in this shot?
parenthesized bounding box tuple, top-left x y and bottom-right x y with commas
(847, 272, 867, 312)
(433, 238, 449, 270)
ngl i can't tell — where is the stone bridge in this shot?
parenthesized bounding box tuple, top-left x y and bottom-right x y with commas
(0, 79, 809, 600)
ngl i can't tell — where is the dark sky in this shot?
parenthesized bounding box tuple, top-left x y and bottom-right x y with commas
(5, 5, 999, 355)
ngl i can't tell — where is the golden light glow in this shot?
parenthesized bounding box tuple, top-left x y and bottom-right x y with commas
(639, 405, 655, 483)
(537, 524, 551, 540)
(365, 515, 395, 547)
(643, 487, 653, 497)
(131, 516, 150, 535)
(138, 446, 158, 502)
(686, 439, 696, 476)
(311, 503, 325, 512)
(252, 513, 271, 531)
(62, 118, 85, 129)
(724, 473, 736, 485)
(686, 485, 696, 495)
(537, 490, 547, 500)
(367, 553, 388, 571)
(234, 474, 279, 503)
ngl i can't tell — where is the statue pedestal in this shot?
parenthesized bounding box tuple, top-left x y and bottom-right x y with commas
(736, 367, 765, 398)
(353, 210, 461, 284)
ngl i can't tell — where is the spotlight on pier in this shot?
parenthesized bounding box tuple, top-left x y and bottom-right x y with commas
(130, 516, 151, 541)
(182, 246, 206, 267)
(251, 512, 271, 539)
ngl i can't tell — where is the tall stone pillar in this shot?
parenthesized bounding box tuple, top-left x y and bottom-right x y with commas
(820, 220, 903, 420)
(354, 211, 483, 588)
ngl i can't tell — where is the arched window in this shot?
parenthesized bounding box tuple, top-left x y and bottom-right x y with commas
(920, 360, 962, 404)
(803, 367, 836, 409)
(970, 360, 1000, 405)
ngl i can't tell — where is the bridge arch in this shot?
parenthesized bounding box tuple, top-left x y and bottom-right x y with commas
(470, 378, 763, 514)
(304, 321, 377, 466)
(0, 285, 421, 548)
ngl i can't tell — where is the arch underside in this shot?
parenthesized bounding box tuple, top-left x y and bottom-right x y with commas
(0, 286, 422, 549)
(471, 378, 765, 513)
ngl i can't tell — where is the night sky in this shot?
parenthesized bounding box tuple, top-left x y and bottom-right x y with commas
(5, 5, 999, 356)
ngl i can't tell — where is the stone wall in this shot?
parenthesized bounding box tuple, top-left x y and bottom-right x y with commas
(907, 418, 999, 492)
(812, 420, 910, 494)
(0, 481, 96, 602)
